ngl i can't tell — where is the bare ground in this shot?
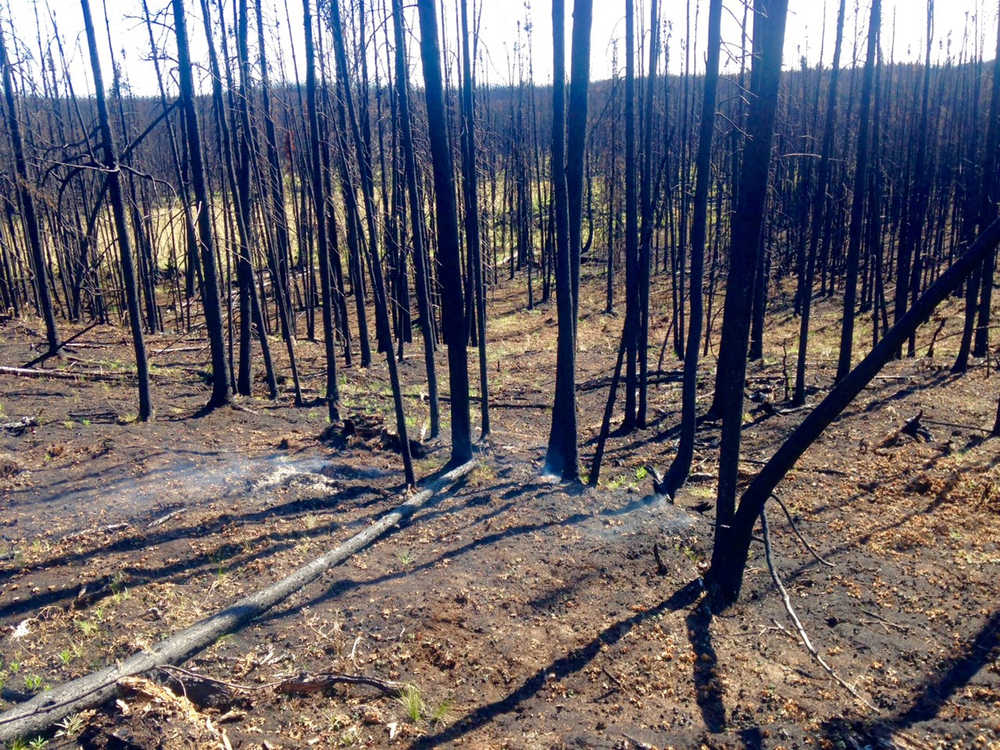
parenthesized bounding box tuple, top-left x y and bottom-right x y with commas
(1, 271, 999, 749)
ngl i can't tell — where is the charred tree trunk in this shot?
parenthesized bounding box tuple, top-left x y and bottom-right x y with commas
(794, 0, 844, 406)
(709, 215, 1000, 607)
(302, 0, 340, 421)
(392, 0, 440, 438)
(0, 20, 60, 355)
(330, 0, 414, 486)
(708, 0, 788, 596)
(835, 0, 880, 381)
(621, 0, 639, 433)
(658, 0, 721, 498)
(80, 0, 152, 420)
(459, 0, 490, 439)
(417, 0, 473, 465)
(544, 0, 591, 480)
(172, 0, 231, 408)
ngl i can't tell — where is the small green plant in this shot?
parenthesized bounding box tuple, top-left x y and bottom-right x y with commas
(27, 737, 48, 750)
(75, 619, 97, 637)
(329, 713, 351, 731)
(80, 419, 91, 427)
(678, 544, 701, 565)
(634, 466, 648, 481)
(397, 550, 414, 566)
(430, 698, 453, 726)
(110, 572, 128, 601)
(9, 660, 21, 674)
(213, 553, 228, 582)
(606, 474, 627, 490)
(337, 727, 360, 747)
(398, 684, 424, 723)
(23, 674, 43, 691)
(58, 649, 73, 666)
(55, 712, 86, 738)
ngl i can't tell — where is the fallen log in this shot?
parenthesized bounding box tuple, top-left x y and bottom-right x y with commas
(0, 460, 476, 741)
(0, 365, 131, 382)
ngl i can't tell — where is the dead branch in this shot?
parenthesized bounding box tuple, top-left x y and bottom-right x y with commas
(0, 365, 131, 382)
(154, 664, 260, 694)
(769, 493, 834, 568)
(860, 609, 910, 633)
(760, 509, 875, 710)
(147, 508, 186, 529)
(275, 672, 404, 698)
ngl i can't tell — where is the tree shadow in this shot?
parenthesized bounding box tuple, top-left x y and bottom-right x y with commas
(0, 451, 411, 586)
(410, 579, 705, 748)
(853, 370, 958, 417)
(687, 598, 726, 733)
(820, 609, 1000, 744)
(1, 468, 518, 622)
(258, 487, 694, 626)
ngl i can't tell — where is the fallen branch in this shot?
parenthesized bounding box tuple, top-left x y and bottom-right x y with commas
(0, 460, 476, 741)
(920, 417, 992, 434)
(275, 672, 404, 698)
(150, 345, 207, 358)
(147, 508, 186, 529)
(860, 608, 910, 634)
(760, 509, 875, 710)
(769, 493, 834, 568)
(0, 365, 132, 382)
(61, 522, 129, 543)
(154, 664, 260, 694)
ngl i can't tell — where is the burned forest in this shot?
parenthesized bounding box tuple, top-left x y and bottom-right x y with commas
(1, 0, 1000, 747)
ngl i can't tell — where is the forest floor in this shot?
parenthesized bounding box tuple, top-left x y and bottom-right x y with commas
(1, 269, 999, 750)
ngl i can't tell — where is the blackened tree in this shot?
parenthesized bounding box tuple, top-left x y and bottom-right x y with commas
(416, 0, 473, 465)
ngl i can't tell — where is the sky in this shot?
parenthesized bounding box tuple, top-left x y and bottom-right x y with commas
(2, 0, 996, 98)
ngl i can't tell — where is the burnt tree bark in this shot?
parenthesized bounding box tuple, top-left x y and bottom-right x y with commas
(417, 0, 473, 465)
(173, 0, 231, 408)
(709, 0, 788, 594)
(80, 0, 152, 421)
(0, 19, 60, 355)
(835, 0, 880, 381)
(392, 0, 440, 438)
(658, 0, 721, 497)
(302, 0, 340, 421)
